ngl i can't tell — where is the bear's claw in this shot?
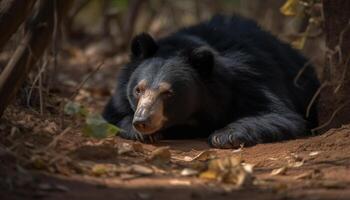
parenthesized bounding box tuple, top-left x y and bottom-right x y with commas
(209, 131, 244, 149)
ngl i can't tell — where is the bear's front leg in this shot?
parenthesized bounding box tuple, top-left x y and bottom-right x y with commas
(117, 115, 143, 141)
(208, 112, 306, 149)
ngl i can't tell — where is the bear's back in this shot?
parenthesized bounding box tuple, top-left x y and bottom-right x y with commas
(160, 15, 319, 128)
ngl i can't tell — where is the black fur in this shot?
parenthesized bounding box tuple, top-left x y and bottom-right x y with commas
(103, 15, 319, 148)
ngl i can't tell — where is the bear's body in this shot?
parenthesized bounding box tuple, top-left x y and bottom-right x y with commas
(103, 15, 319, 148)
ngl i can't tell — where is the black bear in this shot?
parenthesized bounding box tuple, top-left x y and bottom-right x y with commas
(103, 15, 319, 149)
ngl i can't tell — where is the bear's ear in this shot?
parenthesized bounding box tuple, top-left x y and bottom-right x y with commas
(188, 46, 215, 77)
(131, 33, 158, 59)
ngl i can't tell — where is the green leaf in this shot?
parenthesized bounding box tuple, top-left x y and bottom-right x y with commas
(64, 101, 88, 117)
(83, 114, 120, 139)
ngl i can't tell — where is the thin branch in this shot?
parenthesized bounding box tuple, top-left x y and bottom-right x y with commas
(334, 54, 350, 93)
(69, 62, 105, 100)
(306, 81, 329, 118)
(293, 57, 315, 87)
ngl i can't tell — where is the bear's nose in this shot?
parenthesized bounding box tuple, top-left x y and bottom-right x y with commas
(132, 116, 151, 131)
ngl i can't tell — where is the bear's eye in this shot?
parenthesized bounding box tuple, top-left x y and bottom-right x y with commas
(134, 87, 144, 97)
(162, 90, 174, 98)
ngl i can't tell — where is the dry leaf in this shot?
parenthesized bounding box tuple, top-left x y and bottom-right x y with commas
(131, 164, 154, 175)
(187, 150, 215, 162)
(147, 146, 171, 164)
(199, 156, 253, 187)
(91, 164, 115, 176)
(294, 172, 313, 180)
(309, 151, 320, 156)
(271, 167, 287, 176)
(180, 168, 199, 176)
(118, 143, 133, 155)
(292, 36, 307, 49)
(183, 156, 193, 162)
(199, 170, 219, 180)
(289, 161, 304, 168)
(280, 0, 300, 16)
(208, 156, 241, 171)
(132, 142, 144, 153)
(242, 163, 254, 173)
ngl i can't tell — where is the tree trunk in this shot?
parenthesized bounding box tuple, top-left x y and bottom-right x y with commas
(317, 0, 350, 132)
(0, 0, 71, 117)
(0, 0, 36, 50)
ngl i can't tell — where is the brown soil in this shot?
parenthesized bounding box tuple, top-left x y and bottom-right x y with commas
(1, 111, 350, 200)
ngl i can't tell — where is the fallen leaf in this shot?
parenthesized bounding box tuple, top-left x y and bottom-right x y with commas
(132, 142, 144, 153)
(131, 164, 154, 175)
(64, 101, 88, 116)
(199, 156, 253, 187)
(118, 143, 133, 155)
(91, 164, 115, 176)
(292, 36, 307, 50)
(147, 147, 171, 164)
(83, 114, 120, 139)
(180, 168, 199, 176)
(183, 156, 192, 162)
(242, 163, 254, 173)
(309, 151, 320, 156)
(271, 167, 287, 176)
(280, 0, 300, 16)
(199, 170, 218, 180)
(208, 156, 241, 171)
(289, 161, 304, 168)
(294, 172, 313, 180)
(188, 150, 216, 162)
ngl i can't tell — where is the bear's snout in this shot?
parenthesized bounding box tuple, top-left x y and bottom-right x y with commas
(132, 89, 167, 134)
(133, 109, 152, 132)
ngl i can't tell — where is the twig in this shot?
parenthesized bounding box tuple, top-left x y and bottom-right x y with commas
(336, 19, 350, 64)
(69, 62, 105, 101)
(293, 57, 315, 87)
(306, 81, 329, 118)
(26, 54, 48, 111)
(34, 127, 71, 153)
(334, 54, 350, 93)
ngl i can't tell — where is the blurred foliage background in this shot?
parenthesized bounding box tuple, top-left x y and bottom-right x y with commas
(0, 0, 325, 116)
(67, 0, 324, 68)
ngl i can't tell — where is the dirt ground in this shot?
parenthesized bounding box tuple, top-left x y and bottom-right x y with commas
(1, 43, 350, 200)
(1, 123, 350, 200)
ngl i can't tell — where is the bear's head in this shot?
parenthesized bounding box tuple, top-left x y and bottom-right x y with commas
(127, 33, 216, 135)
